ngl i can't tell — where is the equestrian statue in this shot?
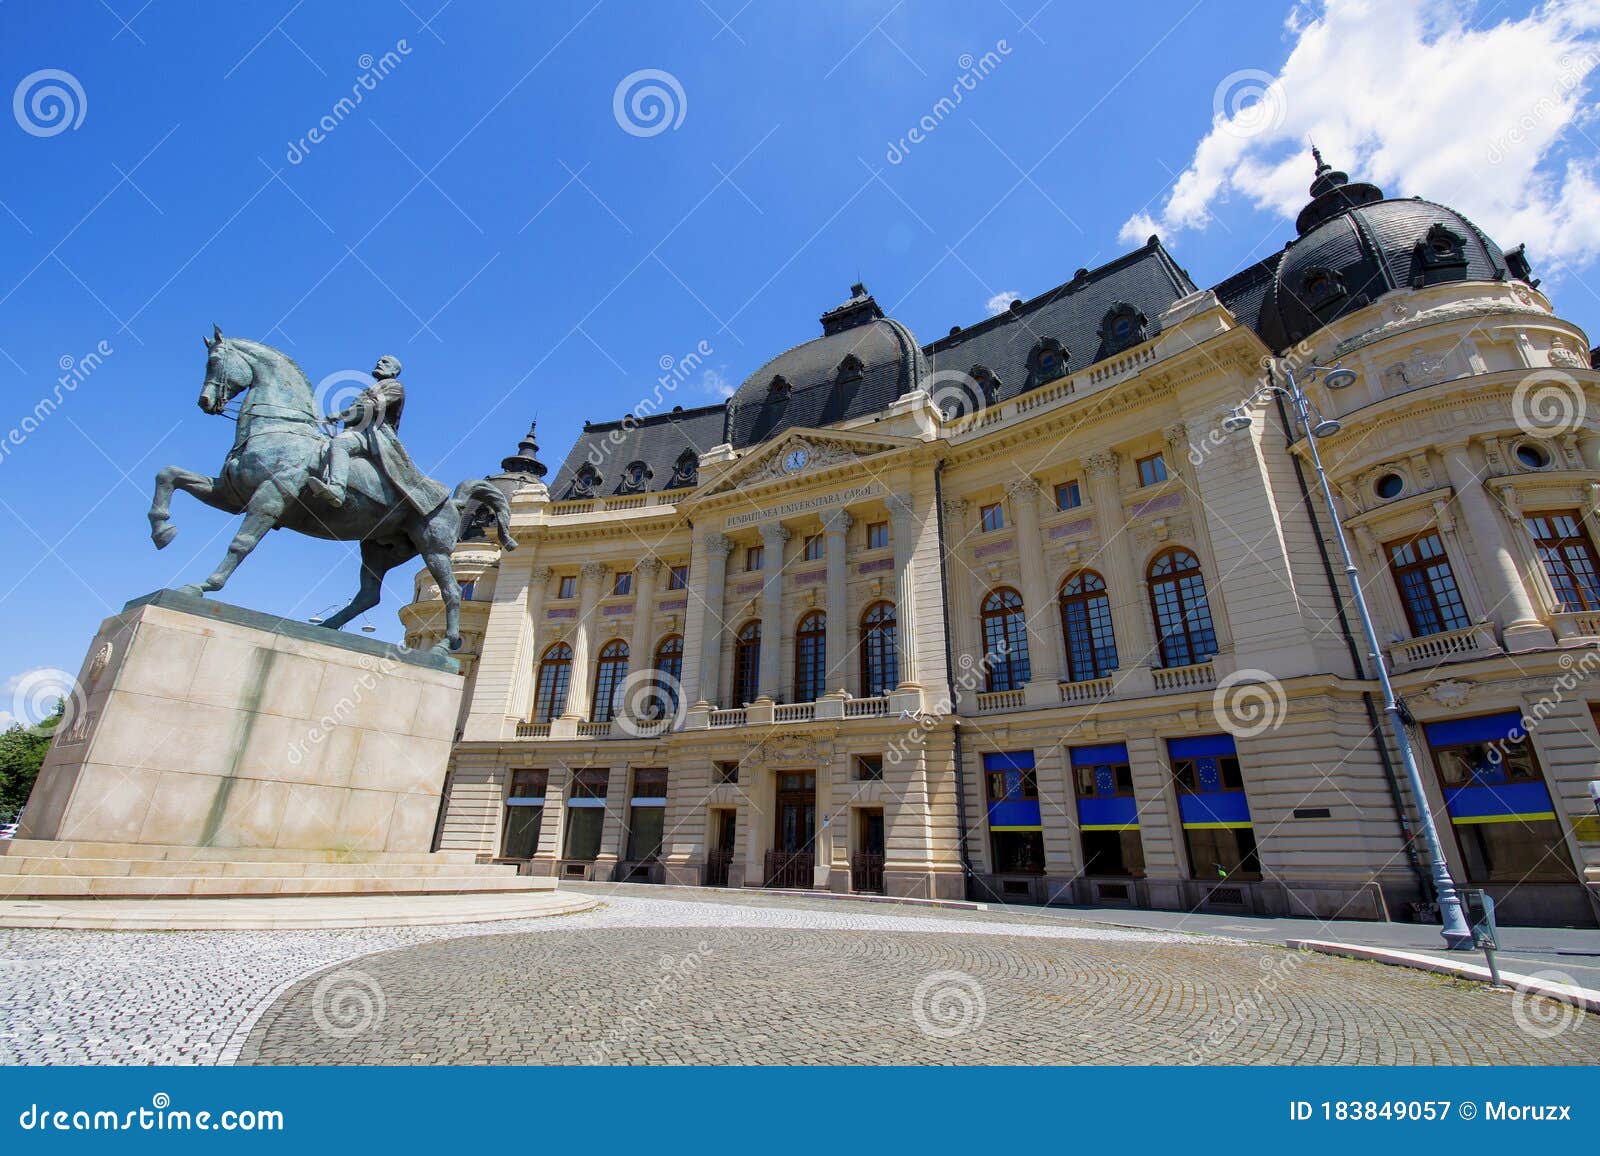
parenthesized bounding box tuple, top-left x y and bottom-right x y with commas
(147, 327, 515, 656)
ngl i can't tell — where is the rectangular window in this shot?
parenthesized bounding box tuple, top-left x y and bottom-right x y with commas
(563, 767, 609, 861)
(803, 534, 824, 561)
(669, 564, 689, 590)
(459, 580, 476, 601)
(1071, 744, 1143, 878)
(1424, 713, 1577, 884)
(983, 751, 1043, 874)
(1387, 532, 1471, 636)
(501, 768, 548, 860)
(1136, 453, 1168, 487)
(1168, 734, 1259, 881)
(746, 545, 764, 571)
(715, 760, 740, 785)
(855, 755, 884, 781)
(1055, 480, 1082, 511)
(980, 502, 1005, 532)
(867, 521, 889, 550)
(557, 574, 577, 599)
(1525, 510, 1600, 612)
(613, 571, 632, 597)
(627, 768, 668, 861)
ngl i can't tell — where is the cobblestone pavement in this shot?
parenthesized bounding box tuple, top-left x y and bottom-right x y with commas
(4, 891, 1596, 1065)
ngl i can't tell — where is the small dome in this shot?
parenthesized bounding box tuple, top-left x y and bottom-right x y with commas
(1258, 151, 1513, 350)
(724, 283, 925, 447)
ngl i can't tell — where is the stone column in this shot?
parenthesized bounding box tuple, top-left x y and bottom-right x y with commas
(756, 522, 791, 700)
(624, 558, 662, 721)
(888, 496, 921, 690)
(1440, 440, 1555, 650)
(461, 557, 548, 741)
(1008, 477, 1063, 705)
(1083, 451, 1154, 690)
(689, 533, 733, 710)
(941, 498, 981, 711)
(561, 561, 608, 721)
(823, 509, 852, 694)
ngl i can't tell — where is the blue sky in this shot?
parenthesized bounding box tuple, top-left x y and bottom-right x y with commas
(2, 0, 1596, 722)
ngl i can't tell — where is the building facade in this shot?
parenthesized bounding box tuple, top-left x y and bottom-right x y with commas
(404, 157, 1600, 926)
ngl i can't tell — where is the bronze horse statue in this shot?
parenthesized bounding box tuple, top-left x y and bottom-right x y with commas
(147, 328, 514, 655)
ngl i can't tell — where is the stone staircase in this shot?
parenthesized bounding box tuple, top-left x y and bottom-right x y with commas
(0, 839, 550, 899)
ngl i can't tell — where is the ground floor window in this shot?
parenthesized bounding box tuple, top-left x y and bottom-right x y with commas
(564, 767, 609, 861)
(627, 768, 668, 861)
(984, 750, 1043, 873)
(1424, 712, 1578, 884)
(1168, 734, 1260, 880)
(501, 769, 547, 859)
(1071, 743, 1144, 877)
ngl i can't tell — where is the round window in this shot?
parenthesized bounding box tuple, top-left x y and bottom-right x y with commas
(1374, 473, 1404, 500)
(1515, 442, 1550, 469)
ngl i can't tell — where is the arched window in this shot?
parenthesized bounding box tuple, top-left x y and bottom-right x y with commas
(733, 621, 762, 706)
(793, 611, 826, 702)
(1147, 549, 1218, 668)
(590, 639, 630, 723)
(859, 601, 899, 696)
(533, 642, 573, 723)
(1059, 571, 1118, 681)
(651, 635, 684, 719)
(981, 588, 1031, 692)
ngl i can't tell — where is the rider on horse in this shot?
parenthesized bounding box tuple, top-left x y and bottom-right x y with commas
(309, 355, 445, 515)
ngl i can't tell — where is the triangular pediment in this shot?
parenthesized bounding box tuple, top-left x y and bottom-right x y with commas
(700, 427, 918, 497)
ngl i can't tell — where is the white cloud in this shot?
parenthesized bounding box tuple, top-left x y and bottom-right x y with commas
(1123, 0, 1600, 275)
(985, 290, 1020, 316)
(700, 366, 734, 398)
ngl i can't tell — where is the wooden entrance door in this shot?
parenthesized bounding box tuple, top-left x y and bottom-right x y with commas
(766, 772, 815, 887)
(853, 808, 885, 893)
(704, 810, 736, 887)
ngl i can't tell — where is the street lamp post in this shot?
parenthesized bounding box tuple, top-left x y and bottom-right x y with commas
(1223, 363, 1474, 950)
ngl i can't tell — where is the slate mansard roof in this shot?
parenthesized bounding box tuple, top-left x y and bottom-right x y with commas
(541, 154, 1534, 499)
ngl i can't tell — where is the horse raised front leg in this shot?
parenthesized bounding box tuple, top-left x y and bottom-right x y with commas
(148, 465, 221, 550)
(419, 549, 462, 655)
(177, 485, 288, 598)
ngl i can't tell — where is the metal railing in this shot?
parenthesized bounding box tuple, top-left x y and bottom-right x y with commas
(763, 850, 814, 889)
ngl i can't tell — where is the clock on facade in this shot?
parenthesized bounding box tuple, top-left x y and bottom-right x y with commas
(782, 447, 809, 473)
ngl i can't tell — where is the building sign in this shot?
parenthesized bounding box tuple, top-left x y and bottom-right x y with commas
(723, 481, 885, 530)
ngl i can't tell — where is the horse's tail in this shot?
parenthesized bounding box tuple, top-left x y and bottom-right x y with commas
(451, 479, 518, 551)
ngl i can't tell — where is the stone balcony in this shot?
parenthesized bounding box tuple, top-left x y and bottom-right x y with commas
(507, 692, 896, 739)
(1385, 621, 1501, 672)
(967, 659, 1217, 715)
(1552, 609, 1600, 643)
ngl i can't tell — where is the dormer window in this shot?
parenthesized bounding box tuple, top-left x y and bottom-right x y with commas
(670, 449, 698, 487)
(768, 374, 792, 400)
(1411, 224, 1469, 288)
(620, 460, 651, 493)
(1299, 266, 1347, 312)
(836, 354, 865, 382)
(1026, 336, 1069, 388)
(572, 464, 601, 497)
(1098, 303, 1148, 352)
(969, 364, 1001, 405)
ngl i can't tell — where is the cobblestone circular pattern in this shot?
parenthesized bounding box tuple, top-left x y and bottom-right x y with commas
(241, 925, 1600, 1065)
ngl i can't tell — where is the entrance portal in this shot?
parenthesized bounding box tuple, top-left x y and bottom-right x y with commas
(765, 771, 815, 888)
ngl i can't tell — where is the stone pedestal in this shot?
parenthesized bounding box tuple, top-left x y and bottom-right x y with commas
(21, 591, 460, 852)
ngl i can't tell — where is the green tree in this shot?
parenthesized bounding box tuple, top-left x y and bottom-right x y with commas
(0, 700, 61, 821)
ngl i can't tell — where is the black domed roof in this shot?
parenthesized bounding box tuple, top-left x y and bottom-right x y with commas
(724, 283, 926, 447)
(1254, 151, 1513, 351)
